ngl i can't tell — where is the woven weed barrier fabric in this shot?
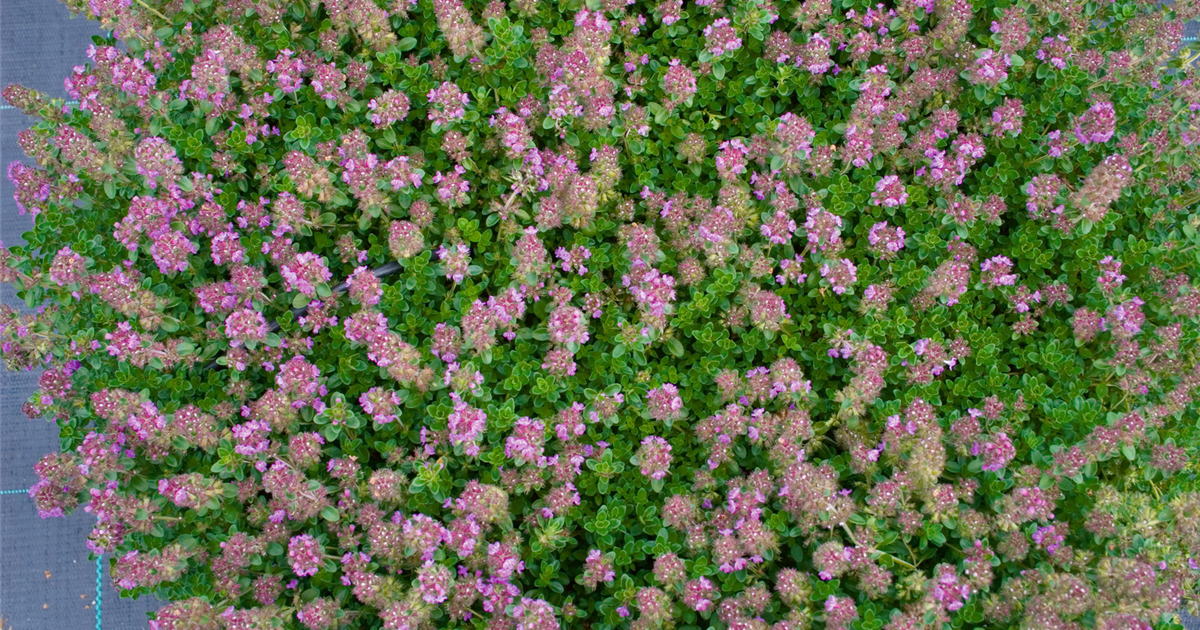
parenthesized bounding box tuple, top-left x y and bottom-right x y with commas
(1, 1, 163, 627)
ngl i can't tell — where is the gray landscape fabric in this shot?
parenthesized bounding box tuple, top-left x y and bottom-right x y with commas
(2, 1, 164, 627)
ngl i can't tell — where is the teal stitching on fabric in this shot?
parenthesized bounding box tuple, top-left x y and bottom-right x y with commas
(96, 554, 103, 630)
(0, 99, 81, 111)
(0, 488, 30, 495)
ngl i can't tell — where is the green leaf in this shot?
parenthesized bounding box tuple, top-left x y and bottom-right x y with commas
(321, 506, 339, 521)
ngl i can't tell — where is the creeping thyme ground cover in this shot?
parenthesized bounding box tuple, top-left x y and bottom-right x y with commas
(3, 0, 1200, 627)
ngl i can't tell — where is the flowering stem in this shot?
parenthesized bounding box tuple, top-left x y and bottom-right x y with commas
(901, 538, 920, 568)
(841, 523, 917, 570)
(274, 457, 326, 503)
(19, 330, 69, 341)
(1025, 135, 1078, 168)
(133, 0, 172, 23)
(1176, 193, 1200, 208)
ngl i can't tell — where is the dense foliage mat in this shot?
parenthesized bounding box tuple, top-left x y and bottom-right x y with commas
(3, 0, 1200, 627)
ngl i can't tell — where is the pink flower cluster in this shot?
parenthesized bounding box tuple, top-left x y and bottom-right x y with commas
(438, 242, 471, 283)
(622, 261, 676, 330)
(113, 547, 192, 591)
(760, 210, 797, 245)
(774, 112, 815, 163)
(647, 383, 684, 422)
(389, 221, 425, 259)
(1072, 153, 1131, 222)
(157, 473, 206, 509)
(980, 256, 1017, 288)
(969, 48, 1011, 86)
(505, 416, 546, 464)
(347, 266, 383, 307)
(266, 49, 306, 93)
(427, 81, 470, 127)
(776, 254, 808, 285)
(287, 534, 324, 577)
(703, 18, 742, 57)
(448, 393, 487, 456)
(804, 207, 843, 251)
(433, 164, 470, 208)
(431, 0, 485, 58)
(367, 89, 411, 128)
(281, 252, 332, 297)
(663, 59, 698, 107)
(1075, 101, 1116, 145)
(110, 53, 157, 107)
(341, 310, 425, 386)
(491, 107, 533, 157)
(49, 247, 87, 287)
(513, 597, 557, 630)
(819, 258, 858, 294)
(636, 435, 673, 480)
(990, 97, 1026, 137)
(1097, 256, 1126, 293)
(181, 48, 231, 108)
(871, 175, 908, 207)
(972, 430, 1016, 472)
(225, 308, 268, 346)
(555, 245, 591, 275)
(310, 62, 347, 101)
(867, 222, 905, 259)
(716, 139, 750, 181)
(295, 598, 339, 630)
(133, 136, 184, 190)
(547, 304, 589, 345)
(149, 228, 198, 272)
(581, 549, 615, 588)
(230, 418, 270, 456)
(825, 595, 859, 630)
(930, 564, 972, 612)
(359, 387, 402, 424)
